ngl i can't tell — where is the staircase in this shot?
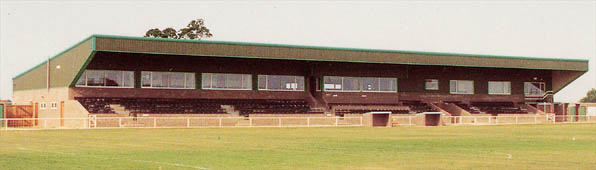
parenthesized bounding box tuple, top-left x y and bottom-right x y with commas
(109, 104, 131, 116)
(221, 105, 239, 116)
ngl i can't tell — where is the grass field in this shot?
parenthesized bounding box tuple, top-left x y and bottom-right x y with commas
(1, 124, 595, 170)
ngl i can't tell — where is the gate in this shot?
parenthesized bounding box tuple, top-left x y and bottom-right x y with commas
(5, 105, 34, 127)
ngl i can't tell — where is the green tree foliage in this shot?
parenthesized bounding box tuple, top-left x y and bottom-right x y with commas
(580, 88, 596, 102)
(143, 18, 213, 40)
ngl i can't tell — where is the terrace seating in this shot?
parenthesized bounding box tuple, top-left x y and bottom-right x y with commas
(232, 99, 310, 114)
(76, 97, 115, 114)
(331, 104, 409, 115)
(76, 97, 310, 114)
(448, 102, 481, 114)
(470, 102, 528, 115)
(400, 100, 437, 113)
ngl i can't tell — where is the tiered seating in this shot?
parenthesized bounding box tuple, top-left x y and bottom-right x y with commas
(76, 97, 310, 114)
(332, 104, 409, 115)
(122, 98, 226, 114)
(233, 99, 310, 114)
(470, 102, 528, 115)
(76, 97, 115, 114)
(76, 97, 225, 114)
(449, 102, 481, 114)
(400, 101, 437, 113)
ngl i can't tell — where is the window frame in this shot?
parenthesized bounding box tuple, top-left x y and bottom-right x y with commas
(75, 70, 135, 88)
(488, 81, 511, 95)
(449, 80, 474, 94)
(258, 75, 305, 91)
(201, 73, 252, 90)
(524, 82, 546, 97)
(425, 79, 439, 90)
(323, 76, 397, 93)
(40, 102, 47, 110)
(141, 71, 196, 89)
(50, 102, 58, 110)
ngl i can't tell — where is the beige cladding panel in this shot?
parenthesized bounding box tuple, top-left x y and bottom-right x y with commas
(95, 38, 587, 71)
(13, 39, 94, 91)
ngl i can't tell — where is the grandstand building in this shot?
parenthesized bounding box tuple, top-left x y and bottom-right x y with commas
(11, 35, 589, 125)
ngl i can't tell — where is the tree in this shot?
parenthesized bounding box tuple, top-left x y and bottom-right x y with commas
(580, 88, 596, 103)
(143, 18, 213, 40)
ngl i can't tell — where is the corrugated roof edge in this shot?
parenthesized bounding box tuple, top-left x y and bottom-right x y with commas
(12, 35, 94, 80)
(93, 34, 589, 63)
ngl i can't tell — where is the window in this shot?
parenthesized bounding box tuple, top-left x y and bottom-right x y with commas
(323, 76, 342, 90)
(488, 81, 511, 95)
(323, 76, 397, 92)
(141, 71, 195, 89)
(425, 79, 439, 90)
(76, 70, 134, 88)
(40, 103, 46, 110)
(50, 102, 58, 109)
(524, 82, 545, 96)
(258, 75, 304, 91)
(450, 80, 474, 94)
(201, 73, 252, 90)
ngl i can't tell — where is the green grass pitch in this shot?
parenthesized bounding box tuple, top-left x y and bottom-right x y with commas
(1, 124, 595, 170)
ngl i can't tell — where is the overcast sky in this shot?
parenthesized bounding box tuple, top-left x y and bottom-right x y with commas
(1, 1, 595, 102)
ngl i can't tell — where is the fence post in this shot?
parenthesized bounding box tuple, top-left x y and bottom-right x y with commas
(488, 116, 492, 125)
(534, 115, 537, 124)
(279, 118, 282, 127)
(409, 116, 412, 125)
(474, 117, 477, 125)
(335, 117, 339, 126)
(153, 118, 157, 128)
(495, 116, 498, 125)
(119, 118, 122, 128)
(219, 118, 222, 127)
(249, 118, 253, 127)
(307, 117, 310, 127)
(360, 116, 363, 126)
(515, 116, 518, 124)
(187, 117, 190, 128)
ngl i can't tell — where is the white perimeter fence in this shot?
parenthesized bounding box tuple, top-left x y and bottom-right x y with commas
(0, 116, 363, 130)
(392, 114, 596, 126)
(0, 114, 594, 130)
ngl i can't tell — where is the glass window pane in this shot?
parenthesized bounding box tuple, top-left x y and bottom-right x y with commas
(380, 78, 397, 92)
(324, 76, 342, 90)
(450, 80, 456, 93)
(152, 72, 167, 88)
(343, 77, 360, 91)
(105, 71, 121, 87)
(201, 73, 211, 89)
(76, 71, 86, 86)
(281, 76, 295, 90)
(296, 76, 305, 90)
(267, 75, 282, 90)
(226, 74, 243, 89)
(242, 74, 252, 89)
(122, 71, 134, 87)
(258, 75, 267, 90)
(185, 73, 195, 89)
(87, 70, 105, 86)
(213, 74, 226, 88)
(142, 72, 151, 87)
(489, 81, 510, 94)
(169, 73, 185, 88)
(425, 79, 439, 90)
(363, 77, 379, 91)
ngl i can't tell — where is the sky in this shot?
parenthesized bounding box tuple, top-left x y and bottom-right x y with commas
(0, 1, 595, 102)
